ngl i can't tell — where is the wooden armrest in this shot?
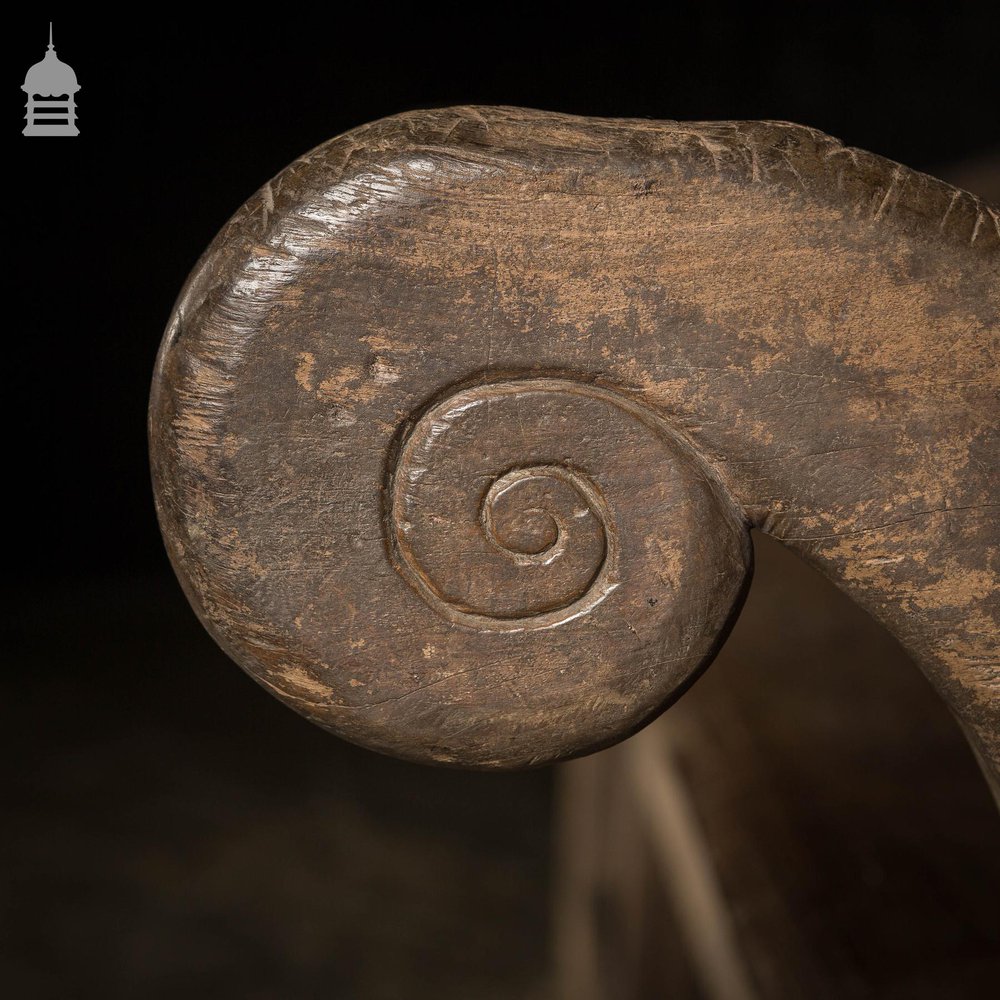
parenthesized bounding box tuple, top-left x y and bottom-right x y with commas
(149, 107, 998, 788)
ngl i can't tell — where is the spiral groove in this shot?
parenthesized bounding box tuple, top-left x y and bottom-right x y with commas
(386, 378, 750, 646)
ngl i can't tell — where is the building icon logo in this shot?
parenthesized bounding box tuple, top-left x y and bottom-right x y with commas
(22, 24, 80, 137)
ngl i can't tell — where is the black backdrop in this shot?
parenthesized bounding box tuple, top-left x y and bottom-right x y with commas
(8, 7, 999, 590)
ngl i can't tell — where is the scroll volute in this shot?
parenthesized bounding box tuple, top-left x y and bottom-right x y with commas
(150, 108, 999, 780)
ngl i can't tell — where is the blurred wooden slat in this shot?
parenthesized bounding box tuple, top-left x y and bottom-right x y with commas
(554, 532, 1000, 1000)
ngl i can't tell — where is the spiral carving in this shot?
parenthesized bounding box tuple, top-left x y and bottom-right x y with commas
(387, 382, 633, 631)
(385, 378, 744, 656)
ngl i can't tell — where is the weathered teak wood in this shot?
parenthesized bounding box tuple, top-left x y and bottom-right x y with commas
(149, 107, 998, 783)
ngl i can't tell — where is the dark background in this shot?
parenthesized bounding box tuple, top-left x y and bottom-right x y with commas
(5, 9, 999, 998)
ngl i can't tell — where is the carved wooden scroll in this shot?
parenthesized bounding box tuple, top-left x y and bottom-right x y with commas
(149, 107, 998, 787)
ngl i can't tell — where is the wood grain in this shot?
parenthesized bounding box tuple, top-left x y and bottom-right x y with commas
(149, 107, 998, 777)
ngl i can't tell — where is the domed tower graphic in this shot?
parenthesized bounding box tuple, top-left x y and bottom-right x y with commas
(22, 24, 80, 136)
